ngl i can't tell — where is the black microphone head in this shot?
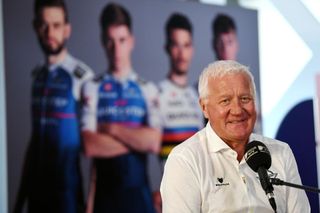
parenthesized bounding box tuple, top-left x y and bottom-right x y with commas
(244, 141, 271, 172)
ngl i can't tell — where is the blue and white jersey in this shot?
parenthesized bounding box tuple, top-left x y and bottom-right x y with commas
(81, 71, 160, 186)
(81, 71, 160, 212)
(30, 53, 93, 212)
(158, 79, 204, 160)
(32, 54, 93, 146)
(82, 71, 160, 132)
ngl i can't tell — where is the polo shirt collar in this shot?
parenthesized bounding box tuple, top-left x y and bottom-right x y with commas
(205, 122, 256, 153)
(205, 122, 231, 153)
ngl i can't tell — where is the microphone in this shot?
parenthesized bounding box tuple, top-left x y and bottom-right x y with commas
(244, 141, 277, 212)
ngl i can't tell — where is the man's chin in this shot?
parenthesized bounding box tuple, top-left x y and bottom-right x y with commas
(40, 43, 65, 56)
(45, 47, 64, 56)
(174, 68, 188, 76)
(230, 132, 251, 142)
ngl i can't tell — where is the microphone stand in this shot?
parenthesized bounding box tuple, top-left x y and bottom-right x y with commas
(270, 178, 320, 193)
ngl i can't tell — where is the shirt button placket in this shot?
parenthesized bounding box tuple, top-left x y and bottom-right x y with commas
(239, 163, 252, 212)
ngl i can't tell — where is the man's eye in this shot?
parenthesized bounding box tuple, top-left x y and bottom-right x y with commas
(241, 97, 251, 103)
(53, 23, 62, 29)
(220, 99, 230, 105)
(119, 37, 126, 43)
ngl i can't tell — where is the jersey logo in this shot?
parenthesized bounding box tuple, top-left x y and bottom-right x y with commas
(104, 83, 112, 91)
(73, 66, 86, 79)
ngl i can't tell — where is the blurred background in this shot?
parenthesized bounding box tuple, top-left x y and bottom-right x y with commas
(1, 0, 320, 212)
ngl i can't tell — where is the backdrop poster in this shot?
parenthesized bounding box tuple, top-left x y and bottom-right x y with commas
(4, 0, 259, 211)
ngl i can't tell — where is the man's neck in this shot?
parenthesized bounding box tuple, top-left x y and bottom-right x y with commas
(110, 65, 132, 79)
(225, 139, 248, 162)
(46, 49, 68, 65)
(169, 71, 188, 87)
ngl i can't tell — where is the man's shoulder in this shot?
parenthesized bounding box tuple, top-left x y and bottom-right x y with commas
(73, 63, 93, 79)
(71, 58, 94, 80)
(92, 72, 106, 82)
(157, 79, 171, 93)
(250, 133, 290, 151)
(136, 75, 155, 86)
(158, 79, 168, 87)
(170, 129, 206, 157)
(83, 72, 105, 87)
(135, 75, 158, 94)
(63, 54, 94, 79)
(165, 129, 207, 173)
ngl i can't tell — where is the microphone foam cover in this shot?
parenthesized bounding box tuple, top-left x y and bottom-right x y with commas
(244, 141, 271, 172)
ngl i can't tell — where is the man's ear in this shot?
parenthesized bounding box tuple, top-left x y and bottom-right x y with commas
(199, 98, 209, 119)
(64, 23, 71, 39)
(129, 34, 135, 50)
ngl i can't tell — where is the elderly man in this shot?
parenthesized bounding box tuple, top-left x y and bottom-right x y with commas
(160, 60, 310, 212)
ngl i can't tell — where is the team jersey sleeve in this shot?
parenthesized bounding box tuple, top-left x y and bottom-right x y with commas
(71, 62, 94, 101)
(141, 81, 162, 129)
(80, 80, 99, 131)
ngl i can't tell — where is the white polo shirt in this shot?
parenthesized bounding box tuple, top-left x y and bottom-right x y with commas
(160, 123, 310, 213)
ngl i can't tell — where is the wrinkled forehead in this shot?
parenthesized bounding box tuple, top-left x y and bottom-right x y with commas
(208, 73, 254, 95)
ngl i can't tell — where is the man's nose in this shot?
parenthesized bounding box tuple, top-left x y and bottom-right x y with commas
(45, 25, 54, 37)
(230, 100, 242, 114)
(112, 42, 121, 56)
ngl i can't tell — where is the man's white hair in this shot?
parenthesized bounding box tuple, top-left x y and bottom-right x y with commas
(198, 60, 256, 100)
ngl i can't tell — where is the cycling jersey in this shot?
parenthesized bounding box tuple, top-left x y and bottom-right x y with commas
(28, 53, 93, 213)
(81, 71, 160, 213)
(158, 79, 204, 161)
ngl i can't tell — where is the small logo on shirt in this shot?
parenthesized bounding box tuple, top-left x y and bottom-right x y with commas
(215, 177, 230, 186)
(104, 83, 112, 91)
